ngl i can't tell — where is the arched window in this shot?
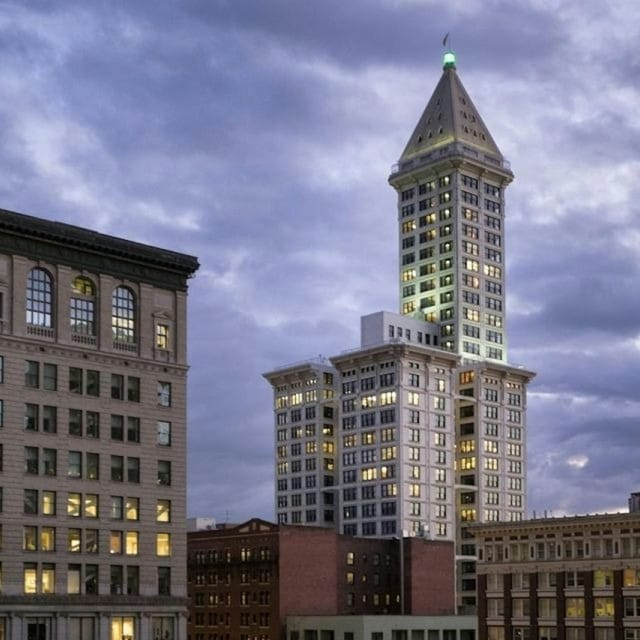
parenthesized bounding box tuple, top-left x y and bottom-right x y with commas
(26, 268, 53, 327)
(112, 286, 136, 344)
(70, 276, 96, 335)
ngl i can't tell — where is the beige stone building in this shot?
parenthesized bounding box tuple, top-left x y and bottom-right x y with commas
(0, 208, 198, 639)
(474, 511, 640, 640)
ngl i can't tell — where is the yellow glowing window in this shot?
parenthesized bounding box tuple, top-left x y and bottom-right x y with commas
(157, 499, 171, 523)
(111, 617, 135, 640)
(380, 391, 396, 406)
(407, 392, 419, 406)
(68, 528, 82, 553)
(402, 269, 416, 282)
(40, 527, 55, 551)
(361, 395, 376, 408)
(23, 565, 37, 593)
(460, 456, 476, 470)
(156, 323, 169, 349)
(402, 301, 416, 315)
(41, 564, 55, 594)
(624, 569, 640, 587)
(566, 597, 585, 617)
(465, 259, 479, 272)
(72, 276, 96, 296)
(126, 497, 139, 521)
(42, 491, 56, 515)
(85, 494, 98, 518)
(381, 446, 396, 461)
(459, 440, 475, 453)
(68, 493, 81, 517)
(594, 597, 614, 617)
(125, 531, 139, 556)
(157, 532, 171, 557)
(460, 508, 476, 522)
(361, 467, 377, 481)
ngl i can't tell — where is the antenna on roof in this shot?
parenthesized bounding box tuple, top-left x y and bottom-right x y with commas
(442, 33, 456, 69)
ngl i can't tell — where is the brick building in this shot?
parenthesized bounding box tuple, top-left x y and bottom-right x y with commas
(473, 510, 640, 640)
(187, 518, 455, 640)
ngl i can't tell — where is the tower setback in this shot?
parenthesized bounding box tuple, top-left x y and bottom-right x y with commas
(264, 51, 535, 612)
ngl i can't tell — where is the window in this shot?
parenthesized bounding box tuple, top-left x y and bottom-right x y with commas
(25, 446, 39, 474)
(127, 457, 140, 483)
(86, 453, 99, 480)
(69, 409, 82, 436)
(127, 377, 140, 402)
(42, 363, 57, 390)
(111, 415, 124, 441)
(26, 268, 53, 327)
(42, 406, 56, 433)
(157, 532, 171, 556)
(24, 489, 38, 514)
(156, 324, 170, 349)
(43, 448, 57, 476)
(158, 382, 172, 407)
(86, 411, 99, 438)
(112, 286, 136, 343)
(127, 417, 140, 443)
(111, 456, 124, 482)
(110, 375, 124, 401)
(157, 499, 171, 522)
(126, 497, 139, 521)
(70, 276, 96, 335)
(25, 361, 39, 388)
(158, 460, 171, 486)
(158, 567, 171, 596)
(157, 421, 171, 446)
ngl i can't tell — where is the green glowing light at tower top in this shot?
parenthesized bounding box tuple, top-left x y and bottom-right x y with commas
(443, 50, 456, 68)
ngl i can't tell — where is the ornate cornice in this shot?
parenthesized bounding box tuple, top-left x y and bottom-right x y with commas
(0, 207, 199, 291)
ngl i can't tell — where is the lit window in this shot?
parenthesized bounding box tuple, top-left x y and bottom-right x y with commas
(126, 531, 139, 555)
(157, 499, 171, 523)
(68, 528, 82, 553)
(123, 497, 138, 521)
(156, 324, 170, 349)
(156, 533, 171, 556)
(112, 286, 136, 344)
(23, 563, 37, 593)
(70, 276, 96, 335)
(84, 494, 98, 518)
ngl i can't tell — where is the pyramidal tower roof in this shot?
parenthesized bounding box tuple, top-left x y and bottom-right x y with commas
(399, 51, 503, 163)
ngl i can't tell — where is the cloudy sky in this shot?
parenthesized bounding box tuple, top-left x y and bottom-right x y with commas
(1, 1, 639, 522)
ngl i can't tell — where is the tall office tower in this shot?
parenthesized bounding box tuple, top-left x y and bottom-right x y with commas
(0, 208, 198, 640)
(386, 51, 535, 610)
(389, 50, 512, 364)
(265, 51, 535, 613)
(263, 361, 338, 528)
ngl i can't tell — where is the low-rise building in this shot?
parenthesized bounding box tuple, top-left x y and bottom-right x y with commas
(187, 518, 455, 640)
(474, 511, 640, 640)
(285, 614, 477, 640)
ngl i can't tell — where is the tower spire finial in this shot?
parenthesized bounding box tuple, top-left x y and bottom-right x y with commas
(442, 32, 456, 69)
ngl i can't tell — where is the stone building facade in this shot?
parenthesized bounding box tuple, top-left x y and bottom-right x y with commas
(0, 208, 198, 639)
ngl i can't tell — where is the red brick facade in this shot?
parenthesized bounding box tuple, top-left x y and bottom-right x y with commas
(187, 518, 455, 640)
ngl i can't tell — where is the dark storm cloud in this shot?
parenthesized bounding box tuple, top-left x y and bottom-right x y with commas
(0, 1, 638, 521)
